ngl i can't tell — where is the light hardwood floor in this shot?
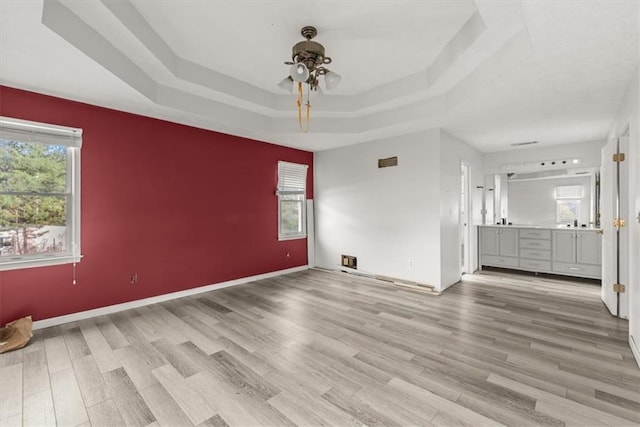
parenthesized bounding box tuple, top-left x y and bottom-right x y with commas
(1, 268, 638, 426)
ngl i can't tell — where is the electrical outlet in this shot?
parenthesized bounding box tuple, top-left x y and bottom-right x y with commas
(286, 252, 290, 258)
(130, 273, 138, 284)
(409, 260, 414, 267)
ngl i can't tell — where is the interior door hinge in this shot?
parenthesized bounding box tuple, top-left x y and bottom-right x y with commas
(613, 283, 626, 293)
(613, 218, 626, 228)
(613, 153, 625, 162)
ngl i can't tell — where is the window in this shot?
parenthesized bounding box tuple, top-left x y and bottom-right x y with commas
(555, 185, 582, 223)
(277, 161, 308, 240)
(0, 116, 82, 270)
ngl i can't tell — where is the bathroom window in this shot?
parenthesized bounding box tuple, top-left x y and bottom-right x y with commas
(555, 185, 582, 223)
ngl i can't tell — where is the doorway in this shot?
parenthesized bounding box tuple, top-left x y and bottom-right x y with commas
(460, 161, 471, 275)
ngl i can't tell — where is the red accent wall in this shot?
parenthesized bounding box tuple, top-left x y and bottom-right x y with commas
(0, 86, 313, 324)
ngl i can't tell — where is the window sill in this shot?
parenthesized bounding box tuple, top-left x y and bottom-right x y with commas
(0, 255, 81, 271)
(278, 234, 307, 241)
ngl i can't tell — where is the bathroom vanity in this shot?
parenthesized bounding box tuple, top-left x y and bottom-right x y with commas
(479, 225, 602, 279)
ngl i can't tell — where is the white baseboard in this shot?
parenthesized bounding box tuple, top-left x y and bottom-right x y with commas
(630, 334, 640, 369)
(33, 265, 309, 330)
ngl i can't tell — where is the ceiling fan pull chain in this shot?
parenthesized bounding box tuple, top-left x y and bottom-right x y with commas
(297, 82, 310, 132)
(304, 83, 311, 133)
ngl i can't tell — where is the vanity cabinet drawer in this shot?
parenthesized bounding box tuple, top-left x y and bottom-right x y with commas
(520, 249, 551, 260)
(520, 259, 551, 271)
(552, 262, 601, 279)
(520, 239, 551, 250)
(482, 255, 519, 268)
(519, 229, 551, 239)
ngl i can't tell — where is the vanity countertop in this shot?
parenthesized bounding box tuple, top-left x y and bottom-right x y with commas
(479, 224, 602, 231)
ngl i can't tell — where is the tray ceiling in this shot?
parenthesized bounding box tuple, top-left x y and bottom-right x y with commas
(0, 0, 637, 152)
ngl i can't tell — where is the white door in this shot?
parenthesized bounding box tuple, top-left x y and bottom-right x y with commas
(618, 130, 629, 319)
(631, 123, 640, 363)
(460, 162, 471, 274)
(601, 138, 617, 315)
(601, 132, 630, 318)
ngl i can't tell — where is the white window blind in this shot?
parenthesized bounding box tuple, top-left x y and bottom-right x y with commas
(555, 185, 583, 199)
(0, 116, 82, 148)
(277, 161, 308, 194)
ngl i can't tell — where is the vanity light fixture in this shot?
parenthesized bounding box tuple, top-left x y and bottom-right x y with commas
(500, 158, 582, 171)
(277, 26, 341, 132)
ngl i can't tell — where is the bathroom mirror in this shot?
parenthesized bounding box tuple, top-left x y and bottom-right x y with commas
(483, 167, 600, 227)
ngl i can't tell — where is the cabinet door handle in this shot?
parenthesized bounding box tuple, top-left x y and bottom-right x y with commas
(569, 267, 580, 271)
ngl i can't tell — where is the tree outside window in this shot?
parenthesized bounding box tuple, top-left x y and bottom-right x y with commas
(0, 141, 68, 257)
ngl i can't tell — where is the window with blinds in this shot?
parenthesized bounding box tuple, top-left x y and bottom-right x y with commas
(555, 185, 583, 223)
(0, 116, 82, 270)
(555, 185, 583, 199)
(277, 161, 308, 240)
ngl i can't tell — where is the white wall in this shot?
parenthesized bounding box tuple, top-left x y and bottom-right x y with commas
(440, 130, 484, 289)
(314, 130, 442, 287)
(607, 66, 639, 365)
(483, 140, 605, 174)
(314, 129, 483, 291)
(508, 176, 592, 226)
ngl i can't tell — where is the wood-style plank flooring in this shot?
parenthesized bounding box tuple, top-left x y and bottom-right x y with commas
(1, 268, 638, 426)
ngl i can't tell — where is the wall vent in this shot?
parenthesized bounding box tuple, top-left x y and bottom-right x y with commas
(378, 156, 398, 168)
(341, 255, 357, 269)
(511, 141, 538, 147)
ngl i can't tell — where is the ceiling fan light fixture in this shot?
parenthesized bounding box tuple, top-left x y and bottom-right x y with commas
(289, 63, 309, 83)
(324, 70, 341, 90)
(277, 76, 294, 93)
(280, 26, 339, 132)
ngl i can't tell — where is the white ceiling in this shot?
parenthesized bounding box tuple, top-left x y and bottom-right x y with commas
(0, 0, 637, 153)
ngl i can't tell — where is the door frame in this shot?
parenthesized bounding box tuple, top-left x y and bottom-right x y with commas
(601, 137, 618, 316)
(460, 161, 472, 275)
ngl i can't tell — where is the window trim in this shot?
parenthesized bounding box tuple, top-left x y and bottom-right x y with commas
(0, 116, 82, 271)
(277, 161, 308, 241)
